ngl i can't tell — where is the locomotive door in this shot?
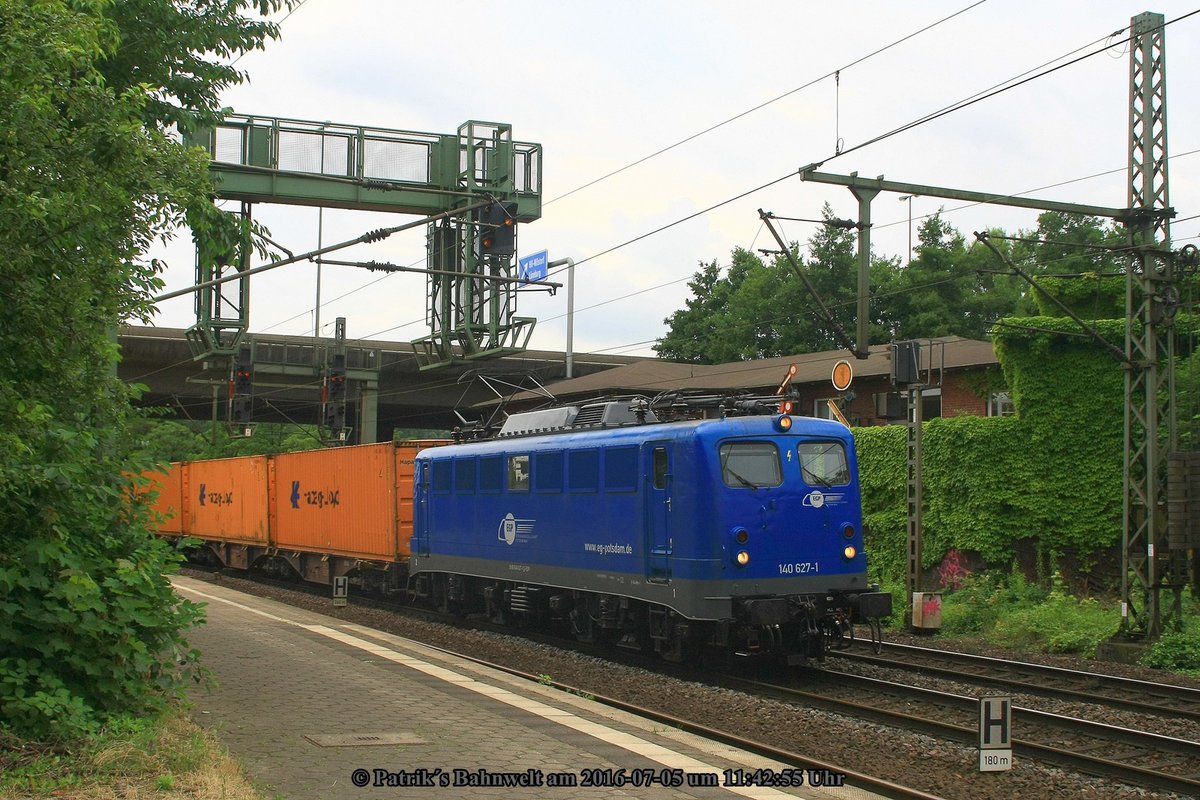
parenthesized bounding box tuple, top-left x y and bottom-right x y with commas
(414, 462, 431, 557)
(644, 442, 672, 582)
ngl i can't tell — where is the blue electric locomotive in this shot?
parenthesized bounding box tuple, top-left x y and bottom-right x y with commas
(411, 399, 890, 663)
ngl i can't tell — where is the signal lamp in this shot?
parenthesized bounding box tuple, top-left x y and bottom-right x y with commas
(736, 550, 750, 566)
(843, 545, 857, 560)
(479, 202, 518, 256)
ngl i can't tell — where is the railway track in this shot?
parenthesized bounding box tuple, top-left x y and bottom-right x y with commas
(719, 670, 1200, 796)
(828, 639, 1200, 722)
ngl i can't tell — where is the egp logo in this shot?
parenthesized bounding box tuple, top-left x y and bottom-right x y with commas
(497, 513, 535, 545)
(802, 491, 844, 508)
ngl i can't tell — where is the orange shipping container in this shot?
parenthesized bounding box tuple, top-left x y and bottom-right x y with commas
(183, 456, 270, 544)
(142, 464, 183, 535)
(271, 442, 399, 561)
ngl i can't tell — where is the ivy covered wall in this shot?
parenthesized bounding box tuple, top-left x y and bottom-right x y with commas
(855, 319, 1125, 584)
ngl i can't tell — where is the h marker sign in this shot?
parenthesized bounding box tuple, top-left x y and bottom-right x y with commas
(978, 696, 1012, 772)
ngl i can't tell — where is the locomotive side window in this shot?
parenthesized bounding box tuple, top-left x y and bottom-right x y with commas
(507, 454, 530, 492)
(432, 460, 452, 494)
(454, 458, 476, 493)
(535, 452, 563, 493)
(797, 441, 850, 487)
(719, 441, 782, 488)
(653, 447, 668, 490)
(604, 446, 638, 492)
(479, 455, 503, 494)
(567, 449, 599, 492)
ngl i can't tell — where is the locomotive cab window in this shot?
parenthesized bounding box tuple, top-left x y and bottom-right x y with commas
(797, 441, 850, 487)
(719, 441, 782, 489)
(507, 454, 530, 492)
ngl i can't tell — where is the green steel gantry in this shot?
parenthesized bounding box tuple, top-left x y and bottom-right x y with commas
(181, 115, 543, 368)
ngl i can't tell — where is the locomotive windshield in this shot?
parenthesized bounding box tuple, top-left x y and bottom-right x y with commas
(719, 441, 783, 488)
(797, 441, 850, 487)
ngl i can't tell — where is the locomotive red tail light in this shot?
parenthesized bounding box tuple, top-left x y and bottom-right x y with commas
(842, 524, 855, 539)
(735, 528, 749, 544)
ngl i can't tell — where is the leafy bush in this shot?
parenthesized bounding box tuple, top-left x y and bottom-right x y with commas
(936, 570, 1119, 655)
(939, 570, 1046, 635)
(988, 596, 1117, 655)
(1142, 623, 1200, 676)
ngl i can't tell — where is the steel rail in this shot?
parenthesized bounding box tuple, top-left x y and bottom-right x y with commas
(724, 672, 1200, 797)
(831, 640, 1200, 721)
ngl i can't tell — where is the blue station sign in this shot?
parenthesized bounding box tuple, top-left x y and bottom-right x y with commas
(518, 250, 548, 285)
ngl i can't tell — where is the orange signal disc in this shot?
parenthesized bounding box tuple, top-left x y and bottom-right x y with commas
(831, 360, 853, 391)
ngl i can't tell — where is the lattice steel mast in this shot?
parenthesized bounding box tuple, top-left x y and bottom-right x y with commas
(1121, 11, 1183, 638)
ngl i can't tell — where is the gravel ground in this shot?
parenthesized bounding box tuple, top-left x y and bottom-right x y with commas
(182, 570, 1197, 800)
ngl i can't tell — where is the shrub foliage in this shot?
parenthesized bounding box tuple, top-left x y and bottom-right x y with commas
(0, 0, 289, 740)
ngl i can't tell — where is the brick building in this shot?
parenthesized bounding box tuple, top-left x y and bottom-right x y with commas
(506, 337, 1009, 426)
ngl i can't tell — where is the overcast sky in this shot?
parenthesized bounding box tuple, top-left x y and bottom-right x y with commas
(147, 1, 1200, 360)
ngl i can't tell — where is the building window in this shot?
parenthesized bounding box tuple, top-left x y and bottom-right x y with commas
(813, 397, 839, 420)
(912, 387, 941, 421)
(988, 391, 1015, 417)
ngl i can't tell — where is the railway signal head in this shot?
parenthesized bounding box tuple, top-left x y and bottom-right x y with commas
(479, 202, 517, 256)
(325, 354, 347, 402)
(233, 360, 253, 395)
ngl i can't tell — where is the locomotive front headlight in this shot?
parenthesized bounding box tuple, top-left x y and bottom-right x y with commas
(773, 414, 793, 432)
(843, 545, 857, 560)
(736, 550, 750, 566)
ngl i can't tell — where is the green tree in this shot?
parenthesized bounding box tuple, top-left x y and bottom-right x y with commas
(0, 0, 290, 740)
(875, 214, 1021, 340)
(1010, 212, 1127, 315)
(656, 206, 898, 362)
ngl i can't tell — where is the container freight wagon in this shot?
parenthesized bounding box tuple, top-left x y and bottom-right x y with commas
(144, 441, 448, 588)
(182, 455, 269, 569)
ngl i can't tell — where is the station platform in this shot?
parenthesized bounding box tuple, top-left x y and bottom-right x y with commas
(173, 576, 884, 800)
